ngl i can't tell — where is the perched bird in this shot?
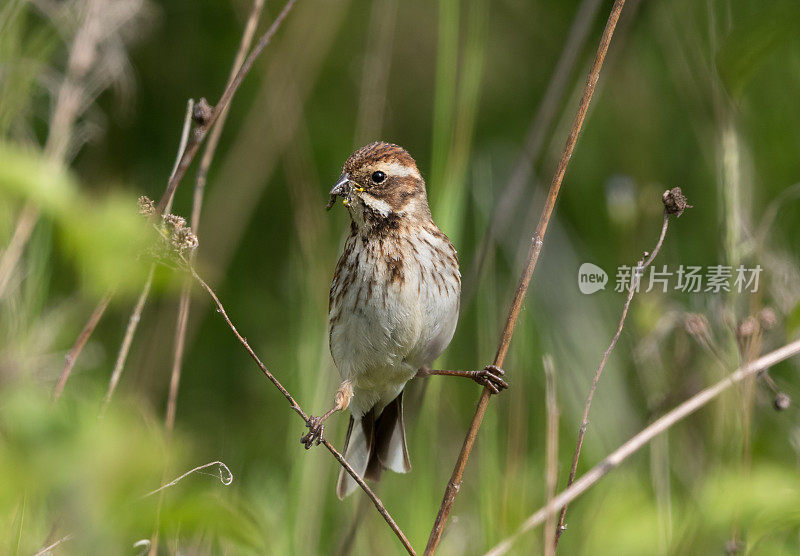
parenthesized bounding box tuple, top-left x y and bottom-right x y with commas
(301, 142, 507, 498)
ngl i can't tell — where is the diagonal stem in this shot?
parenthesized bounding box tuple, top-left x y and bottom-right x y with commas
(52, 292, 113, 401)
(188, 265, 415, 554)
(424, 1, 628, 552)
(485, 336, 800, 556)
(555, 210, 670, 544)
(155, 0, 299, 216)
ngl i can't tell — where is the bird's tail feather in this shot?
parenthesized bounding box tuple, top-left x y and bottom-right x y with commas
(336, 391, 411, 499)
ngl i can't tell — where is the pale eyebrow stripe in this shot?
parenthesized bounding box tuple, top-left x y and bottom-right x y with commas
(379, 161, 420, 179)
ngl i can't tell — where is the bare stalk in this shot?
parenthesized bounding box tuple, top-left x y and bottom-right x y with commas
(164, 0, 266, 435)
(192, 0, 266, 231)
(0, 203, 39, 300)
(554, 210, 670, 543)
(0, 0, 114, 298)
(102, 266, 154, 411)
(102, 99, 195, 412)
(485, 336, 800, 556)
(542, 356, 559, 556)
(187, 264, 415, 554)
(53, 293, 113, 401)
(155, 0, 299, 216)
(424, 2, 628, 552)
(33, 534, 74, 556)
(464, 0, 603, 301)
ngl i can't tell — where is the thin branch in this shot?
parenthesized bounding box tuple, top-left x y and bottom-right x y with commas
(165, 284, 191, 432)
(192, 0, 266, 231)
(53, 292, 113, 401)
(155, 0, 299, 216)
(555, 210, 670, 543)
(463, 0, 603, 302)
(101, 266, 154, 412)
(542, 356, 559, 556)
(33, 534, 74, 556)
(485, 336, 800, 556)
(187, 265, 415, 555)
(0, 0, 135, 299)
(102, 100, 194, 412)
(424, 2, 628, 552)
(0, 203, 39, 300)
(164, 0, 266, 433)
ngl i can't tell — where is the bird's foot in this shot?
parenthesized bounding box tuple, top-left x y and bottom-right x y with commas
(300, 416, 324, 449)
(473, 365, 509, 394)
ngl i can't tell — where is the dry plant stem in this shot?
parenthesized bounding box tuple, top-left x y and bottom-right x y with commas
(155, 0, 299, 216)
(101, 99, 194, 413)
(165, 282, 191, 432)
(102, 266, 155, 411)
(0, 0, 107, 298)
(52, 293, 113, 401)
(192, 0, 266, 230)
(554, 211, 669, 543)
(465, 0, 603, 299)
(543, 356, 559, 556)
(33, 534, 74, 556)
(163, 0, 266, 437)
(424, 2, 627, 552)
(485, 336, 800, 556)
(0, 203, 39, 300)
(188, 266, 415, 554)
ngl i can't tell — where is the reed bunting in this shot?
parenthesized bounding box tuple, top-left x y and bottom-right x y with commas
(301, 142, 507, 498)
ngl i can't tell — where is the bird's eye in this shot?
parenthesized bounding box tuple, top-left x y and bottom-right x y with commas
(371, 171, 387, 183)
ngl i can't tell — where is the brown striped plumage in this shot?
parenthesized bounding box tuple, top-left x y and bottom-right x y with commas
(326, 142, 461, 498)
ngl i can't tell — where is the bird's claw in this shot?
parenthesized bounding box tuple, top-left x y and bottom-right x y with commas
(300, 416, 324, 449)
(474, 365, 509, 394)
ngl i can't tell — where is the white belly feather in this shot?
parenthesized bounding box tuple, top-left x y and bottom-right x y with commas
(328, 225, 460, 417)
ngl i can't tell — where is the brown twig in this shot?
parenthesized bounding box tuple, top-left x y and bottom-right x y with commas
(554, 209, 670, 543)
(0, 0, 140, 299)
(463, 0, 603, 302)
(187, 265, 415, 554)
(33, 534, 74, 556)
(101, 266, 155, 412)
(424, 2, 628, 552)
(0, 203, 39, 300)
(155, 0, 299, 216)
(102, 99, 195, 412)
(542, 356, 559, 556)
(192, 1, 266, 231)
(52, 292, 113, 401)
(485, 336, 800, 556)
(163, 0, 267, 435)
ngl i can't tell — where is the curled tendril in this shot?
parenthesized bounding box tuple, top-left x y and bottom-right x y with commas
(133, 539, 151, 556)
(142, 460, 233, 498)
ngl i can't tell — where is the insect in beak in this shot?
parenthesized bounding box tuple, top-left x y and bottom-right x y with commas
(326, 173, 352, 210)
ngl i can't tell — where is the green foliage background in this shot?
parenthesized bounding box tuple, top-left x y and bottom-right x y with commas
(2, 0, 800, 553)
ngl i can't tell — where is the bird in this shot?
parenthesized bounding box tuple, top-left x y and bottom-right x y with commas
(301, 141, 507, 499)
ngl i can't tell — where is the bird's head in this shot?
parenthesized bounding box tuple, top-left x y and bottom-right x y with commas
(328, 142, 430, 230)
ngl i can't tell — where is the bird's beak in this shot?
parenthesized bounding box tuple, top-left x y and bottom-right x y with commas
(330, 173, 351, 197)
(326, 173, 353, 210)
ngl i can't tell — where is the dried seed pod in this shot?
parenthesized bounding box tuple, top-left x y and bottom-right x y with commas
(138, 196, 156, 216)
(662, 187, 692, 217)
(774, 392, 791, 411)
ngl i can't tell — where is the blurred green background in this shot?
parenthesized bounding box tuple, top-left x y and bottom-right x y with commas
(2, 0, 800, 553)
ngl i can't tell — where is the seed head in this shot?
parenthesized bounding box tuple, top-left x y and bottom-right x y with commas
(662, 187, 692, 217)
(138, 196, 156, 216)
(774, 392, 791, 411)
(172, 226, 199, 252)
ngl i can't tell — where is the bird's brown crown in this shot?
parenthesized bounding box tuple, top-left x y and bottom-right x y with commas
(342, 142, 428, 218)
(342, 142, 418, 177)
